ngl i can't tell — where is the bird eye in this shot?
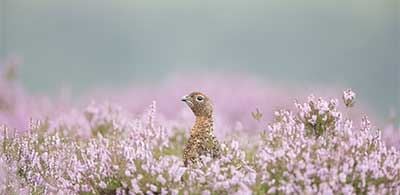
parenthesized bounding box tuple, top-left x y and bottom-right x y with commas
(196, 96, 204, 102)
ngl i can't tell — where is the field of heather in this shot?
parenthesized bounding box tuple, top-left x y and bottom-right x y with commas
(1, 67, 399, 194)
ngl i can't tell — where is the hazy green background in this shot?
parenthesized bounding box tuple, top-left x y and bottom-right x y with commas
(0, 0, 399, 119)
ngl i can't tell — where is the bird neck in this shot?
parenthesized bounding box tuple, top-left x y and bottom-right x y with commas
(192, 116, 214, 135)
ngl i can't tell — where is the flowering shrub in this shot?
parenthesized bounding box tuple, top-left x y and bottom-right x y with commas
(1, 89, 400, 194)
(255, 93, 400, 194)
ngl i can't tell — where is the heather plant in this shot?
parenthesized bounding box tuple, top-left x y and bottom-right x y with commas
(1, 86, 400, 194)
(254, 91, 400, 194)
(0, 101, 255, 194)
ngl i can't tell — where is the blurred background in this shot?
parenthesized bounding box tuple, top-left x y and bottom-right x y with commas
(0, 0, 399, 121)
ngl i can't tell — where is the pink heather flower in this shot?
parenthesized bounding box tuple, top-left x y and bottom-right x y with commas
(201, 190, 211, 195)
(149, 184, 158, 192)
(99, 181, 107, 189)
(156, 175, 167, 185)
(233, 183, 252, 195)
(339, 172, 347, 183)
(342, 185, 354, 195)
(130, 179, 141, 193)
(343, 89, 356, 107)
(170, 189, 179, 195)
(361, 115, 371, 130)
(309, 115, 317, 125)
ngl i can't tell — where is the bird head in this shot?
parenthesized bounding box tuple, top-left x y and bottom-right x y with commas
(181, 92, 213, 117)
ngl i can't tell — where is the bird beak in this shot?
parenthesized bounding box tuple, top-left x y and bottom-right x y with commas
(181, 95, 188, 102)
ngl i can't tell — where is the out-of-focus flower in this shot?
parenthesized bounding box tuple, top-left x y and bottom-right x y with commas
(342, 89, 356, 108)
(251, 108, 263, 122)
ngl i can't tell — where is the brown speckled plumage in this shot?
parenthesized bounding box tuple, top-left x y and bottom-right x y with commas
(181, 92, 221, 166)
